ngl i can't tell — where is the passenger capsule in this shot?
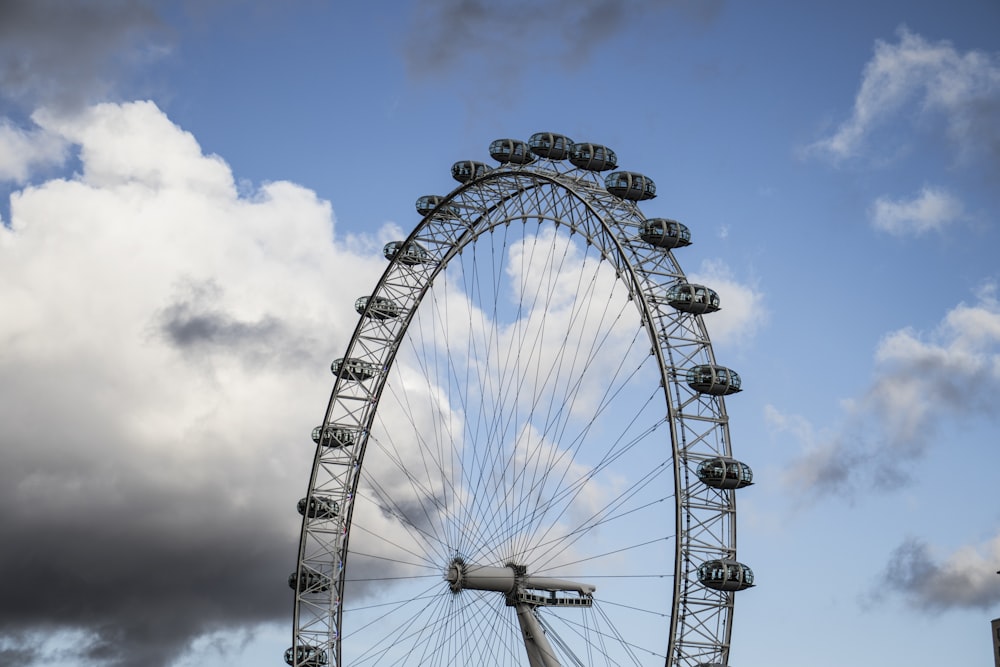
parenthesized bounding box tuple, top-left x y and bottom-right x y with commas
(697, 457, 754, 489)
(415, 194, 442, 215)
(568, 143, 618, 171)
(383, 241, 431, 265)
(686, 365, 742, 395)
(331, 357, 376, 381)
(698, 559, 754, 591)
(604, 171, 656, 200)
(528, 132, 574, 160)
(284, 645, 329, 667)
(311, 425, 357, 448)
(489, 138, 535, 165)
(666, 283, 721, 314)
(415, 195, 458, 218)
(451, 160, 491, 183)
(641, 218, 691, 249)
(355, 295, 401, 320)
(297, 496, 339, 519)
(288, 568, 332, 593)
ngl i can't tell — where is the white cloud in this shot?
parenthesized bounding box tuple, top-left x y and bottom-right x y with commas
(0, 117, 67, 182)
(777, 284, 1000, 495)
(0, 100, 390, 665)
(869, 185, 965, 236)
(687, 258, 768, 347)
(808, 27, 1000, 165)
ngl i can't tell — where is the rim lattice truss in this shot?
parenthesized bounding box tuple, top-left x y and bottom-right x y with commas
(290, 135, 754, 667)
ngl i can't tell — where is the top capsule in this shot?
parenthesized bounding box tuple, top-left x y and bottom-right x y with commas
(489, 138, 535, 165)
(569, 143, 618, 171)
(528, 132, 574, 160)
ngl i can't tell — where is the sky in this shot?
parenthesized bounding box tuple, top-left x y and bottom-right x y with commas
(1, 1, 999, 666)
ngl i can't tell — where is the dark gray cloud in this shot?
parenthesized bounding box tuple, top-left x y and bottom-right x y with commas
(0, 647, 33, 667)
(0, 352, 303, 667)
(0, 0, 168, 111)
(871, 537, 1000, 612)
(0, 504, 293, 666)
(159, 280, 287, 353)
(0, 100, 386, 666)
(402, 0, 724, 79)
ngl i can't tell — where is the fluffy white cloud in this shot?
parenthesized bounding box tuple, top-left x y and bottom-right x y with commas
(0, 117, 67, 183)
(687, 258, 767, 348)
(808, 27, 1000, 164)
(775, 284, 1000, 495)
(869, 185, 965, 236)
(0, 100, 391, 666)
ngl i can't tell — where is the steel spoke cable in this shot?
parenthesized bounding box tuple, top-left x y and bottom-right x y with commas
(342, 575, 446, 647)
(531, 461, 674, 574)
(371, 367, 460, 560)
(509, 240, 619, 558)
(508, 411, 664, 565)
(504, 302, 641, 548)
(350, 487, 451, 568)
(480, 227, 604, 560)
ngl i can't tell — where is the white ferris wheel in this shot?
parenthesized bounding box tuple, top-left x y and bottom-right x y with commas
(288, 133, 755, 667)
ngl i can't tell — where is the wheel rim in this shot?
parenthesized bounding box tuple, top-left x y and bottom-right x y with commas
(292, 142, 749, 667)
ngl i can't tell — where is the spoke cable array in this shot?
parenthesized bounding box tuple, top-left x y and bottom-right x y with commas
(290, 135, 755, 667)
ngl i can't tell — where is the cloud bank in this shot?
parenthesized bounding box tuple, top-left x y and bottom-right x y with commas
(0, 100, 390, 666)
(772, 283, 1000, 496)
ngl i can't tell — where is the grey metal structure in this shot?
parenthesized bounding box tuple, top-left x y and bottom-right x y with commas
(290, 134, 754, 666)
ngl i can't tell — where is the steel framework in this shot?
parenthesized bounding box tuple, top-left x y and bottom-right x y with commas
(290, 136, 753, 667)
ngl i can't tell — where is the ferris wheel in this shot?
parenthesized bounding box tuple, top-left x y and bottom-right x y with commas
(288, 133, 755, 667)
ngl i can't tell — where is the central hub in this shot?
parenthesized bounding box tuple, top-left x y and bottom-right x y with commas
(444, 556, 597, 666)
(445, 557, 596, 598)
(446, 557, 519, 594)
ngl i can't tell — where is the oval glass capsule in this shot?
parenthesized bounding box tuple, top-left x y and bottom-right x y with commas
(489, 138, 535, 165)
(451, 160, 491, 183)
(696, 457, 754, 489)
(311, 425, 357, 448)
(640, 218, 691, 249)
(331, 357, 376, 381)
(568, 142, 618, 171)
(604, 171, 656, 200)
(383, 240, 431, 265)
(355, 295, 401, 320)
(284, 645, 328, 667)
(698, 559, 754, 592)
(666, 283, 720, 315)
(528, 132, 574, 160)
(297, 496, 339, 519)
(685, 364, 741, 395)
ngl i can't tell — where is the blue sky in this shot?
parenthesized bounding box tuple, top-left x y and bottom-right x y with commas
(1, 1, 999, 666)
